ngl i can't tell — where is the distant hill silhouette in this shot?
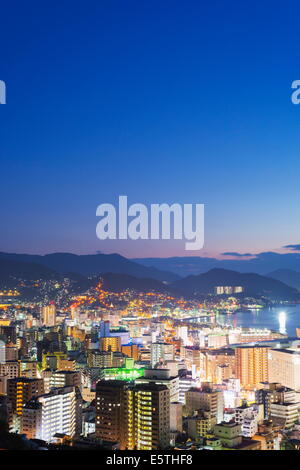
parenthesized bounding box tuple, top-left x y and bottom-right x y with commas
(267, 269, 300, 291)
(100, 272, 177, 294)
(172, 268, 299, 300)
(0, 258, 57, 285)
(0, 252, 179, 282)
(134, 252, 300, 277)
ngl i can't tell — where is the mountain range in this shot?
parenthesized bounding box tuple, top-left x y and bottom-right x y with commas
(0, 252, 298, 301)
(0, 252, 178, 283)
(172, 268, 299, 300)
(133, 252, 300, 277)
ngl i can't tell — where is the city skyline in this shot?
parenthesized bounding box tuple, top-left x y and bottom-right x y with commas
(3, 0, 300, 457)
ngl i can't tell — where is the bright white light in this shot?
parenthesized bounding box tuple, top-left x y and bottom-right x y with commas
(279, 311, 287, 335)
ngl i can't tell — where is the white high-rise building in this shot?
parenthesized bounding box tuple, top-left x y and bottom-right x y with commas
(234, 403, 263, 437)
(21, 386, 76, 442)
(268, 348, 300, 391)
(177, 326, 188, 346)
(270, 402, 300, 429)
(178, 375, 200, 404)
(214, 286, 243, 295)
(151, 342, 174, 368)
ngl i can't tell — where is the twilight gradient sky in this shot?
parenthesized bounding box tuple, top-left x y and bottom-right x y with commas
(1, 0, 300, 258)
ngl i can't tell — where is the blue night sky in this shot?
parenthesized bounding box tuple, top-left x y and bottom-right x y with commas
(1, 0, 300, 258)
